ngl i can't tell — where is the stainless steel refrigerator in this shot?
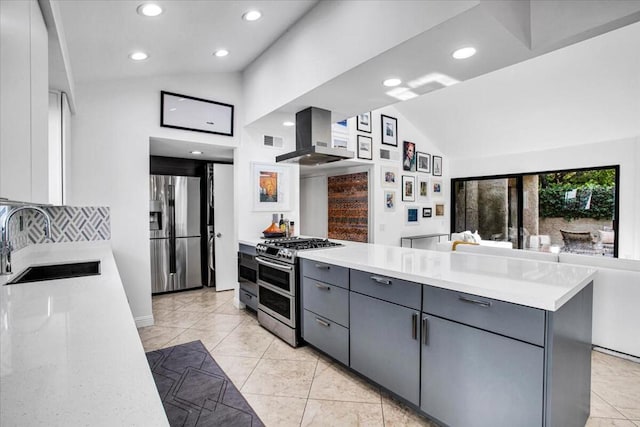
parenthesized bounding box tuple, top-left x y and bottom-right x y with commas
(149, 175, 202, 294)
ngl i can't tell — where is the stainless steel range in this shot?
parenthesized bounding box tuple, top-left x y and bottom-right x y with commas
(255, 237, 342, 347)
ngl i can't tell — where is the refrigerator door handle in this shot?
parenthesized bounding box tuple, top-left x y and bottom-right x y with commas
(168, 183, 176, 274)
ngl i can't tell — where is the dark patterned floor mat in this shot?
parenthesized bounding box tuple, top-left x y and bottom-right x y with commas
(146, 340, 264, 427)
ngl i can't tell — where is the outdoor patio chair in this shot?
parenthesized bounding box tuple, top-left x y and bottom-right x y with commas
(560, 229, 595, 254)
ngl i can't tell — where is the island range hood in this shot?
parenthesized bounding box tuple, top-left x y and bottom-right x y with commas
(276, 107, 354, 165)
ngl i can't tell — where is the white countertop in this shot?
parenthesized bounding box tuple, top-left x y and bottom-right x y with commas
(0, 241, 168, 426)
(299, 242, 597, 311)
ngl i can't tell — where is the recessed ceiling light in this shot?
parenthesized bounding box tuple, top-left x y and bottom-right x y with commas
(283, 121, 295, 127)
(242, 10, 262, 21)
(214, 49, 229, 57)
(137, 3, 163, 17)
(190, 150, 203, 155)
(452, 46, 477, 59)
(383, 78, 402, 87)
(129, 51, 148, 61)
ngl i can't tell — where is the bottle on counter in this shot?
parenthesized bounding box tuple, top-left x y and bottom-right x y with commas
(279, 214, 285, 233)
(289, 221, 295, 237)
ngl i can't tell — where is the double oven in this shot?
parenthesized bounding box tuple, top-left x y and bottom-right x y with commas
(256, 256, 298, 346)
(255, 237, 342, 347)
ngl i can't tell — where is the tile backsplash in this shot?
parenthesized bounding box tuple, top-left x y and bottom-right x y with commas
(0, 205, 110, 252)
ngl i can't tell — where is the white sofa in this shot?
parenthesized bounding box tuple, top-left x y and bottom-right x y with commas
(438, 243, 640, 358)
(435, 232, 514, 252)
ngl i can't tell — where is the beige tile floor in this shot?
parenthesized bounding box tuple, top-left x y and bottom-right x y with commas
(139, 287, 640, 427)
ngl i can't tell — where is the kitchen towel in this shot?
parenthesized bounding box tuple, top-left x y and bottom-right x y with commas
(146, 340, 264, 427)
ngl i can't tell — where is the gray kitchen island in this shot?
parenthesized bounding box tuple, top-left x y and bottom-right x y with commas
(298, 242, 596, 427)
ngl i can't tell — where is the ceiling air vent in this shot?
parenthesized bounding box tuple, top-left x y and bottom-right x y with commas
(263, 135, 284, 149)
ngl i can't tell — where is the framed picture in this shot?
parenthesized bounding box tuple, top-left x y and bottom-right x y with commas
(332, 120, 349, 148)
(381, 166, 399, 188)
(422, 207, 432, 218)
(432, 155, 443, 176)
(435, 203, 445, 216)
(402, 141, 416, 171)
(418, 176, 430, 201)
(381, 114, 398, 146)
(431, 179, 443, 198)
(417, 152, 431, 173)
(252, 162, 291, 211)
(357, 135, 373, 160)
(402, 175, 415, 202)
(384, 191, 396, 212)
(161, 91, 234, 136)
(406, 206, 419, 225)
(357, 111, 372, 133)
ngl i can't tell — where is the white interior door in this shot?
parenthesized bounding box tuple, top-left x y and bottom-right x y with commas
(213, 164, 235, 291)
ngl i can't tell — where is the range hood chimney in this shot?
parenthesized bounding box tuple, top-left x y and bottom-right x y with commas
(276, 107, 354, 165)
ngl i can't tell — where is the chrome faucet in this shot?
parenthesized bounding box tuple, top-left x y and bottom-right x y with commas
(0, 206, 52, 275)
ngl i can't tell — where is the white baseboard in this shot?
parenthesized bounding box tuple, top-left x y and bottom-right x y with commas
(593, 346, 640, 363)
(135, 315, 154, 328)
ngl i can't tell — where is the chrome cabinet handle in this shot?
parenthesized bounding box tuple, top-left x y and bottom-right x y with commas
(458, 296, 492, 308)
(422, 316, 429, 345)
(243, 292, 252, 299)
(315, 283, 331, 291)
(370, 276, 391, 285)
(315, 264, 330, 270)
(412, 313, 418, 340)
(316, 318, 330, 327)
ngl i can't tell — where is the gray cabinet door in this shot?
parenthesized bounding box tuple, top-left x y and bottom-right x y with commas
(421, 314, 544, 427)
(350, 292, 421, 405)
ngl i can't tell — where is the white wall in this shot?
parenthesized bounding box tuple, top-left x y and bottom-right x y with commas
(242, 0, 478, 124)
(297, 105, 448, 248)
(449, 137, 640, 260)
(236, 120, 298, 241)
(370, 106, 448, 248)
(69, 72, 242, 324)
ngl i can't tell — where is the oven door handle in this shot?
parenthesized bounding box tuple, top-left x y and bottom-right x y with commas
(256, 257, 293, 271)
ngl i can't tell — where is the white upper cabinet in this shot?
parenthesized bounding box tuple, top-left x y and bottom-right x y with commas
(0, 0, 49, 204)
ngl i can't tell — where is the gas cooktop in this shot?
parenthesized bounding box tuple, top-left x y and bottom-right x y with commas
(256, 237, 342, 262)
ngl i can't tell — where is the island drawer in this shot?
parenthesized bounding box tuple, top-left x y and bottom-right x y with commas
(302, 277, 349, 327)
(303, 310, 349, 365)
(350, 269, 421, 310)
(301, 259, 349, 289)
(423, 286, 546, 346)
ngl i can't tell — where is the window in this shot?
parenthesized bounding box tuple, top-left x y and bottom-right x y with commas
(451, 166, 619, 257)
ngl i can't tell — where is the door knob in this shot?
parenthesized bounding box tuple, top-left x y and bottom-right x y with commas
(216, 233, 222, 238)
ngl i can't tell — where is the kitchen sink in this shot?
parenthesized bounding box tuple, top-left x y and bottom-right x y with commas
(7, 261, 101, 284)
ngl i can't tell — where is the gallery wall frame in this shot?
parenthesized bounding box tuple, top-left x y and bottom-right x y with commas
(402, 175, 415, 202)
(381, 166, 399, 188)
(161, 91, 234, 136)
(432, 178, 443, 199)
(384, 191, 396, 212)
(432, 155, 443, 176)
(381, 114, 398, 147)
(403, 141, 416, 172)
(406, 206, 419, 225)
(252, 162, 291, 211)
(418, 176, 430, 202)
(417, 152, 431, 173)
(357, 135, 373, 160)
(357, 111, 372, 133)
(422, 207, 433, 218)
